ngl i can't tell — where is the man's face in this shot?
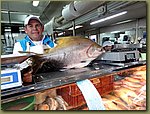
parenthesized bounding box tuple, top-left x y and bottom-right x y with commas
(104, 46, 112, 51)
(24, 19, 44, 41)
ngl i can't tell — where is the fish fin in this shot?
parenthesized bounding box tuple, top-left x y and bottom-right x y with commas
(1, 54, 30, 65)
(18, 51, 43, 56)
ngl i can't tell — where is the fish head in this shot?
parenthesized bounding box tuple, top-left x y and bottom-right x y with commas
(86, 43, 104, 59)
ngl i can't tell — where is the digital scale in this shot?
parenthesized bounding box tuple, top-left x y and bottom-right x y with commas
(96, 44, 141, 66)
(99, 50, 140, 62)
(1, 69, 22, 90)
(1, 54, 29, 90)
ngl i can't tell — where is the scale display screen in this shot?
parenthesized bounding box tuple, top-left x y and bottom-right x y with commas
(126, 53, 135, 59)
(1, 69, 22, 90)
(1, 76, 12, 84)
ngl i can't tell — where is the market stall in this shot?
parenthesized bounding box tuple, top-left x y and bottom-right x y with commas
(1, 1, 147, 111)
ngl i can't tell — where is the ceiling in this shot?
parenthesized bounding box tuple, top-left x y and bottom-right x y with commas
(1, 1, 147, 33)
(1, 1, 70, 26)
(70, 1, 147, 34)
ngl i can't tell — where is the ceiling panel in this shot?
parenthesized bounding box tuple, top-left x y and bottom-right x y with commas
(1, 1, 49, 15)
(40, 1, 71, 24)
(1, 1, 51, 26)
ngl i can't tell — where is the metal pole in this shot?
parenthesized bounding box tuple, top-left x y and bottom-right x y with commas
(135, 19, 139, 43)
(72, 20, 76, 36)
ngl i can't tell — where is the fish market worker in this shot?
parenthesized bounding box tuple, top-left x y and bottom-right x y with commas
(102, 41, 114, 52)
(13, 15, 55, 54)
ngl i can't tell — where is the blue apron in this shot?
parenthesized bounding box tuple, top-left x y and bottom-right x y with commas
(18, 35, 54, 51)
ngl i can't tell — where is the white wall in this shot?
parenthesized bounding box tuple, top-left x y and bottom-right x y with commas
(99, 18, 146, 33)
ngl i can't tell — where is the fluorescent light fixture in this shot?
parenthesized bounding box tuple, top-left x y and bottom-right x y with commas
(32, 1, 39, 7)
(1, 10, 8, 13)
(68, 25, 83, 30)
(20, 29, 25, 32)
(90, 11, 127, 25)
(58, 32, 64, 36)
(114, 19, 132, 25)
(29, 15, 40, 18)
(1, 21, 24, 24)
(5, 29, 11, 32)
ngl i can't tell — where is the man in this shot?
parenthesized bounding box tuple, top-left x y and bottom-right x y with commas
(12, 15, 56, 83)
(13, 15, 55, 54)
(102, 41, 114, 52)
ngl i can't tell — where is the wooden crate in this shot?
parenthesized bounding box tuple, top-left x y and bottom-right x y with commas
(57, 75, 114, 107)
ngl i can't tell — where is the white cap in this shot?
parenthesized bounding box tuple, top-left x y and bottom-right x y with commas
(102, 41, 114, 47)
(24, 15, 43, 26)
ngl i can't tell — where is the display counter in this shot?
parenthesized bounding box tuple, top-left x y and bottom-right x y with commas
(1, 60, 146, 104)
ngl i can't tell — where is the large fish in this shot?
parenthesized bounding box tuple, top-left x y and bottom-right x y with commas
(24, 36, 104, 74)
